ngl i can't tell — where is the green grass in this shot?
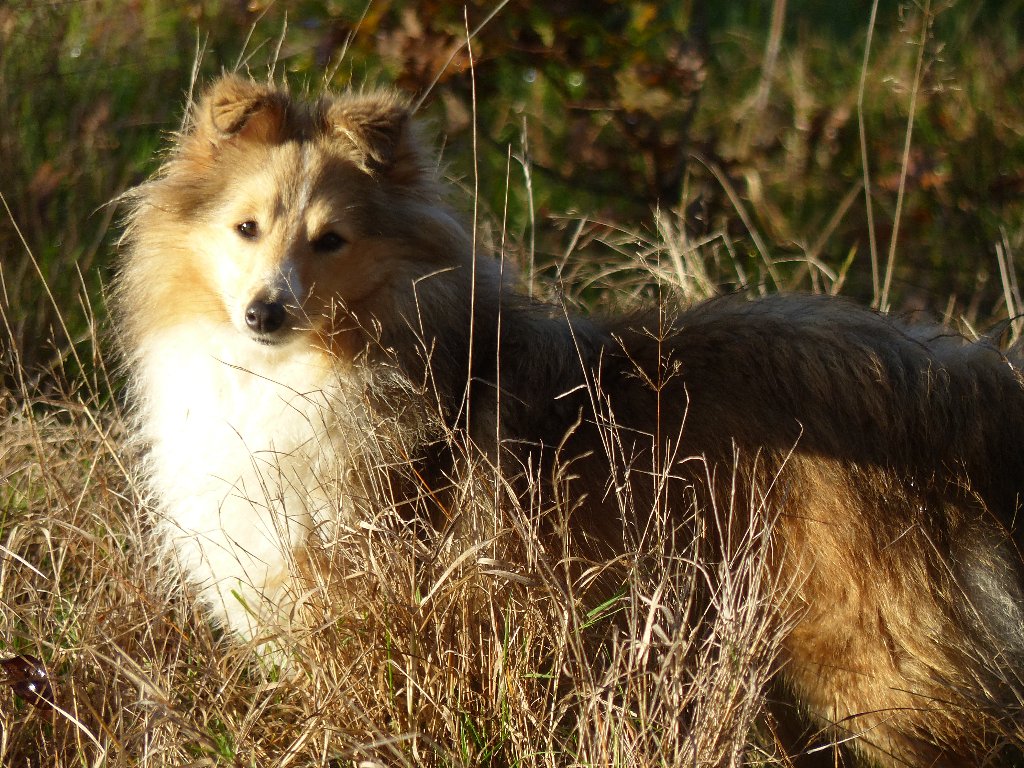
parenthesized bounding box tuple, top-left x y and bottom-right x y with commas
(1, 1, 1022, 765)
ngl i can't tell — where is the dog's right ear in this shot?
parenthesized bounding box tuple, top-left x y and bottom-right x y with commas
(191, 74, 287, 146)
(324, 91, 419, 179)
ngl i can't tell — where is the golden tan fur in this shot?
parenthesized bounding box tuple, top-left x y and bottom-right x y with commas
(116, 75, 1024, 766)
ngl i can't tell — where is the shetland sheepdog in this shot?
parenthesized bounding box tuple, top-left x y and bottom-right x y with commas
(115, 74, 1024, 766)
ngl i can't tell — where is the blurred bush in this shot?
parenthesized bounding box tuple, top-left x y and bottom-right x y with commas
(1, 0, 1022, 386)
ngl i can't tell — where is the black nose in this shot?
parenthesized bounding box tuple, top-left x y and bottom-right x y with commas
(244, 299, 286, 334)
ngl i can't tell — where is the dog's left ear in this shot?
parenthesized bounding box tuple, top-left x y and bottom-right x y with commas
(192, 75, 288, 147)
(325, 92, 420, 178)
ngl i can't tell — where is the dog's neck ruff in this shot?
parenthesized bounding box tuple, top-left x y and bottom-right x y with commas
(133, 321, 377, 635)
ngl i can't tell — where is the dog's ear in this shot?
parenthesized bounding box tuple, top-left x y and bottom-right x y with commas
(325, 92, 420, 178)
(194, 74, 287, 145)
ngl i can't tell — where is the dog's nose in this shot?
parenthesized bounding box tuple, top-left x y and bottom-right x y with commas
(244, 299, 286, 334)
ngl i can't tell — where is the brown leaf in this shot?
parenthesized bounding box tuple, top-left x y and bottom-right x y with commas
(1, 655, 55, 709)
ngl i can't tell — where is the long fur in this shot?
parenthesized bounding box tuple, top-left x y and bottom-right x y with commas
(115, 75, 1024, 766)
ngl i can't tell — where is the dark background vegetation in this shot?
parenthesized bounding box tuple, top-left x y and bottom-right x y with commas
(1, 0, 1022, 385)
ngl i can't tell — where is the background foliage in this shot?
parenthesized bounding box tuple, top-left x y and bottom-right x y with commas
(1, 0, 1022, 384)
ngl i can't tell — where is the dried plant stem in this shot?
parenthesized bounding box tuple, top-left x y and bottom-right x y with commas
(859, 0, 882, 303)
(879, 0, 932, 313)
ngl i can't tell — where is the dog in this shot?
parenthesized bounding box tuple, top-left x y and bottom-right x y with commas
(115, 74, 1024, 766)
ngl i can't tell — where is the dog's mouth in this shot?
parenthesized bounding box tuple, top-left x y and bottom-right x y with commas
(250, 333, 285, 347)
(246, 324, 306, 346)
(245, 320, 316, 348)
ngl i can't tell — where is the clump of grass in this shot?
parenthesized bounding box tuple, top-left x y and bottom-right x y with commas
(0, 292, 791, 766)
(0, 243, 779, 762)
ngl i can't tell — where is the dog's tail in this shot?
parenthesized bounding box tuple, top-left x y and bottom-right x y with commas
(950, 516, 1024, 735)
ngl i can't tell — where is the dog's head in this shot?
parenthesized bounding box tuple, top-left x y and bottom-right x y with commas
(121, 75, 473, 359)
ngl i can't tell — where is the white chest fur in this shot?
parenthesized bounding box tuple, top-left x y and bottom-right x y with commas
(135, 324, 360, 637)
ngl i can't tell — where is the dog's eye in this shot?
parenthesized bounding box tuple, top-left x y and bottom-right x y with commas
(312, 231, 346, 253)
(236, 220, 259, 240)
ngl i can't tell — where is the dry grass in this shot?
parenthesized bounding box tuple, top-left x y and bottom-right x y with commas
(0, 269, 793, 766)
